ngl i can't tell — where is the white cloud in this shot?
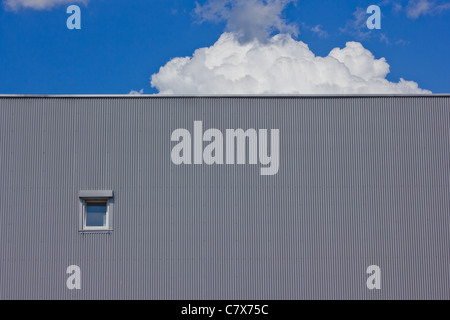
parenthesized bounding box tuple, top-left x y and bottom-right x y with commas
(4, 0, 88, 10)
(340, 7, 390, 43)
(151, 32, 430, 94)
(395, 39, 410, 45)
(302, 23, 328, 38)
(195, 0, 298, 42)
(379, 33, 390, 44)
(406, 0, 450, 18)
(151, 0, 429, 94)
(407, 0, 433, 18)
(393, 2, 403, 12)
(129, 89, 144, 95)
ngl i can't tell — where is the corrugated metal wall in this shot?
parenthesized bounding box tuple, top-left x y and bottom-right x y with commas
(0, 96, 449, 299)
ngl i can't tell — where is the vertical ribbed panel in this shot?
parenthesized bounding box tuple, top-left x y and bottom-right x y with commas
(0, 96, 449, 299)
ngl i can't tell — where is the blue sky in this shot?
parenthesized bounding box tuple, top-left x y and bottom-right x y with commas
(0, 0, 449, 94)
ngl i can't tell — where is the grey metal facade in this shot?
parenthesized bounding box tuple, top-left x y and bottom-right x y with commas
(0, 95, 449, 299)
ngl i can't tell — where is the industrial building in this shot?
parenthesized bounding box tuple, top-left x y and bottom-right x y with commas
(0, 95, 449, 299)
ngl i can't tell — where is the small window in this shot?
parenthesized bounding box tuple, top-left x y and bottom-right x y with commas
(79, 190, 113, 233)
(84, 200, 108, 229)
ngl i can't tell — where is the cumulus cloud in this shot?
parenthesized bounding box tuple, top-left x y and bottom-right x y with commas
(4, 0, 88, 10)
(151, 0, 429, 94)
(405, 0, 450, 18)
(195, 0, 298, 42)
(151, 32, 430, 94)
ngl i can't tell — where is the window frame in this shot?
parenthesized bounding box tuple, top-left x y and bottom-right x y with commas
(82, 198, 110, 231)
(78, 190, 114, 233)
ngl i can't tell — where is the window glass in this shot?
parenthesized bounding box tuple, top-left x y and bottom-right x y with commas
(85, 202, 107, 227)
